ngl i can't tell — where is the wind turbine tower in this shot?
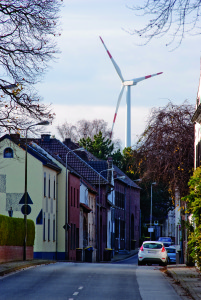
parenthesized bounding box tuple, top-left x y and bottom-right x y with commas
(100, 36, 163, 148)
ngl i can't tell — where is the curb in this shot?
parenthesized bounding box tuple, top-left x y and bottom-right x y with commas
(0, 261, 56, 277)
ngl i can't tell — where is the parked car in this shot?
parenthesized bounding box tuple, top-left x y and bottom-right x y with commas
(158, 237, 172, 247)
(166, 246, 176, 264)
(138, 241, 168, 266)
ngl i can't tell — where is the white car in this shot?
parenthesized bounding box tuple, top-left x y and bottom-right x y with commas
(138, 241, 168, 266)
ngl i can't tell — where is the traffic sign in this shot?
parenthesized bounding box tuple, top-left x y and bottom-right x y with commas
(21, 204, 31, 215)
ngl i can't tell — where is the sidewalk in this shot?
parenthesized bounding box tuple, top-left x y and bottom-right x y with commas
(165, 264, 201, 300)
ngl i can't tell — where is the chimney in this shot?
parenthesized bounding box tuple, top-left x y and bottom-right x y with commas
(41, 134, 51, 141)
(64, 138, 79, 150)
(10, 133, 20, 141)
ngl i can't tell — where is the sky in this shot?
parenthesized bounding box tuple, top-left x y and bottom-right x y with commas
(37, 0, 201, 148)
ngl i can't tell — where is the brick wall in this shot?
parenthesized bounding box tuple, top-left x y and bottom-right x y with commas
(0, 246, 33, 262)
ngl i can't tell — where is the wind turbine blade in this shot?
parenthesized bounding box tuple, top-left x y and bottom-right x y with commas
(132, 72, 163, 84)
(110, 85, 125, 138)
(99, 36, 124, 83)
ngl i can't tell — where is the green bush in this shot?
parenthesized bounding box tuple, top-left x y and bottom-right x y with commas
(0, 215, 35, 246)
(182, 166, 201, 269)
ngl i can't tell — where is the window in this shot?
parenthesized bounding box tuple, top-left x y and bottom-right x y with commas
(77, 189, 79, 208)
(70, 223, 73, 250)
(48, 214, 50, 241)
(48, 175, 50, 198)
(53, 214, 55, 241)
(74, 224, 76, 250)
(71, 186, 73, 206)
(43, 213, 46, 241)
(44, 172, 46, 197)
(4, 147, 13, 158)
(46, 198, 48, 212)
(76, 228, 79, 248)
(54, 176, 56, 199)
(120, 220, 125, 240)
(51, 198, 53, 214)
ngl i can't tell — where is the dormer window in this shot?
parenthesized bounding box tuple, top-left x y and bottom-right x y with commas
(4, 147, 13, 158)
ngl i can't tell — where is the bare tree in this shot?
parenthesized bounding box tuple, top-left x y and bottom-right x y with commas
(57, 119, 112, 142)
(57, 121, 77, 142)
(135, 101, 194, 198)
(0, 0, 62, 133)
(128, 0, 201, 47)
(76, 119, 111, 140)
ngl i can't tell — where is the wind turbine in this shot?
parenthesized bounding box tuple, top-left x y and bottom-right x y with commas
(99, 36, 163, 148)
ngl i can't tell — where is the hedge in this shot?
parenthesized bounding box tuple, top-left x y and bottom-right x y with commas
(0, 214, 35, 246)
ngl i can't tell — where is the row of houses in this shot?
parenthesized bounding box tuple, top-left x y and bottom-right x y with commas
(0, 133, 140, 262)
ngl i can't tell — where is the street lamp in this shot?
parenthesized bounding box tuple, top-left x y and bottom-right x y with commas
(133, 179, 142, 182)
(23, 120, 49, 260)
(150, 182, 156, 241)
(65, 147, 84, 260)
(98, 168, 114, 261)
(115, 176, 125, 180)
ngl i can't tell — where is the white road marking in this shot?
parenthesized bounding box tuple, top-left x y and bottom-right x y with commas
(73, 292, 79, 296)
(78, 286, 83, 290)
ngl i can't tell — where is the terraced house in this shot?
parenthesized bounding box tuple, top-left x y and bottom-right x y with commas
(0, 133, 140, 262)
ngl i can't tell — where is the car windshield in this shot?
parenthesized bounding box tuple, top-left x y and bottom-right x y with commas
(143, 243, 162, 249)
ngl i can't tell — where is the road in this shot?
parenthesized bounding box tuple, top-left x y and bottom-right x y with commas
(0, 255, 182, 300)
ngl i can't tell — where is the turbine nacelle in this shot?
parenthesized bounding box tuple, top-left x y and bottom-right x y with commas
(123, 80, 136, 86)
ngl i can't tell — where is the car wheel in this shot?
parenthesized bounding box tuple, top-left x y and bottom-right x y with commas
(138, 260, 142, 266)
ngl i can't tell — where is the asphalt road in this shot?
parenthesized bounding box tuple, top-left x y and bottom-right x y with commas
(0, 255, 182, 300)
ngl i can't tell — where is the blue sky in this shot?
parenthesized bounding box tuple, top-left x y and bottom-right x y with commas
(37, 0, 200, 148)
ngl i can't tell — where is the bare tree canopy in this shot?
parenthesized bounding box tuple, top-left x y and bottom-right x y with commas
(57, 119, 112, 142)
(128, 0, 201, 47)
(57, 121, 78, 142)
(0, 0, 62, 134)
(135, 101, 194, 198)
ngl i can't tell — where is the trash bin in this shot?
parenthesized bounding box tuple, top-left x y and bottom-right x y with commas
(103, 248, 113, 261)
(85, 246, 93, 262)
(76, 248, 83, 262)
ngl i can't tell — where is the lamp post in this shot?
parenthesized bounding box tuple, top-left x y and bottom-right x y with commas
(65, 147, 84, 260)
(97, 168, 114, 261)
(23, 120, 49, 260)
(150, 182, 156, 241)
